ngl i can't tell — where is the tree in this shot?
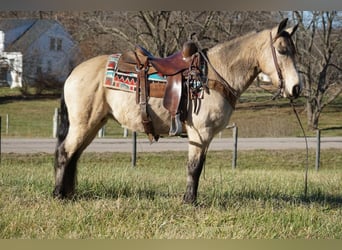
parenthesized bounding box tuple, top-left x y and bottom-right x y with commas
(0, 11, 283, 91)
(24, 10, 279, 60)
(82, 11, 219, 57)
(79, 11, 280, 58)
(292, 11, 342, 129)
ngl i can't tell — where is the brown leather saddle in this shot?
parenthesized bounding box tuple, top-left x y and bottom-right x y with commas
(118, 41, 203, 142)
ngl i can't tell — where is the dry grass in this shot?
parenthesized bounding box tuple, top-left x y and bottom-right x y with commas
(1, 150, 342, 239)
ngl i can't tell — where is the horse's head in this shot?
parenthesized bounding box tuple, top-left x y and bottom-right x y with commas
(260, 18, 301, 99)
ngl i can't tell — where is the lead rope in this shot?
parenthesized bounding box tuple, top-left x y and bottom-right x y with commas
(290, 100, 309, 199)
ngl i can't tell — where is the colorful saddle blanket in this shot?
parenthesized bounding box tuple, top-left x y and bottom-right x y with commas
(104, 54, 167, 96)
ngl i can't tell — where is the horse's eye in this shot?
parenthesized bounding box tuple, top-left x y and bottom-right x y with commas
(277, 47, 288, 55)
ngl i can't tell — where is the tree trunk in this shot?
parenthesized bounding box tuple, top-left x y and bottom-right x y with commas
(306, 98, 321, 130)
(306, 100, 314, 128)
(311, 110, 321, 130)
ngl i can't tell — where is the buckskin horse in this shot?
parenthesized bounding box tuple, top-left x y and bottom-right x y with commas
(54, 18, 301, 204)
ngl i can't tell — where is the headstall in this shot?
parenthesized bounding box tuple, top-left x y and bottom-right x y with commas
(270, 32, 285, 100)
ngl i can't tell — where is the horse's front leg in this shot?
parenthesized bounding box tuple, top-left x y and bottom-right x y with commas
(183, 141, 208, 204)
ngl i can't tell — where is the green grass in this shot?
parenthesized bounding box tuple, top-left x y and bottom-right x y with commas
(1, 86, 341, 138)
(0, 99, 60, 137)
(1, 150, 342, 239)
(0, 94, 125, 138)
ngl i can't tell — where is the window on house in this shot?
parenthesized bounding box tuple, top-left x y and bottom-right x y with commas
(50, 37, 55, 50)
(57, 38, 62, 51)
(47, 60, 52, 73)
(50, 37, 63, 51)
(0, 66, 8, 84)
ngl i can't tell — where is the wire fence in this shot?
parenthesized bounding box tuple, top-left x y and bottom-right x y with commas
(0, 107, 234, 139)
(1, 98, 341, 169)
(0, 108, 129, 139)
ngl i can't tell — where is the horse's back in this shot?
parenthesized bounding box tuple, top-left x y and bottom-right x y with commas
(64, 55, 108, 99)
(65, 55, 108, 87)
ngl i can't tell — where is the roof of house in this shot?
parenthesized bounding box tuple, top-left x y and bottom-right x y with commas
(0, 19, 68, 52)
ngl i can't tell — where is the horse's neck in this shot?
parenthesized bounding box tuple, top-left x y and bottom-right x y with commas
(207, 31, 266, 96)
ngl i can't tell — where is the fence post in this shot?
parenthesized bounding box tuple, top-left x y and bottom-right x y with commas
(98, 126, 105, 138)
(132, 131, 137, 167)
(315, 129, 321, 171)
(123, 127, 128, 137)
(6, 114, 9, 135)
(53, 108, 59, 138)
(232, 125, 238, 169)
(0, 116, 1, 164)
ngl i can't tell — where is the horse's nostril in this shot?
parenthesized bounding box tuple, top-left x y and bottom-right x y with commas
(292, 85, 301, 98)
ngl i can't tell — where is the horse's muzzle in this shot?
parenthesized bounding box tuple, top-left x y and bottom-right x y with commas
(291, 84, 301, 99)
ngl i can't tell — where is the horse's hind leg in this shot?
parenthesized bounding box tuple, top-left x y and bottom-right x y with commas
(54, 140, 80, 199)
(54, 115, 107, 199)
(53, 86, 108, 199)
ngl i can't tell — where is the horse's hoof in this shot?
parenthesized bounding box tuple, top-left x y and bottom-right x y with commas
(52, 187, 73, 200)
(182, 193, 197, 205)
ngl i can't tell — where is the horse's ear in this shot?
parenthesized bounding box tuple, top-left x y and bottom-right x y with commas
(286, 23, 299, 37)
(277, 18, 289, 35)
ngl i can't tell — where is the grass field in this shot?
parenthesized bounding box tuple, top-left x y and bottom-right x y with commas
(1, 149, 342, 239)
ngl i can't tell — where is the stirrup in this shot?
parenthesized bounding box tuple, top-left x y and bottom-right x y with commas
(169, 113, 182, 136)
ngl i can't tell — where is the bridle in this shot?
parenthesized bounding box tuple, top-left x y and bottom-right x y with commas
(269, 30, 298, 100)
(270, 32, 285, 100)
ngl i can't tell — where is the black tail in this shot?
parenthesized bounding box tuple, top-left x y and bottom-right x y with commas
(53, 90, 78, 199)
(56, 91, 69, 148)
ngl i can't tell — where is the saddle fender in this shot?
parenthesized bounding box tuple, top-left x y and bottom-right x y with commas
(163, 74, 183, 136)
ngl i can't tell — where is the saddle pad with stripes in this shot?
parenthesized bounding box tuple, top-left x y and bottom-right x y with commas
(104, 54, 167, 95)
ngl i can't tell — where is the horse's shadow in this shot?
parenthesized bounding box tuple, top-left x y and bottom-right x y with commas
(213, 189, 342, 210)
(74, 182, 176, 202)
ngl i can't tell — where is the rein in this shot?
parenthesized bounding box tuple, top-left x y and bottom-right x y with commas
(269, 31, 309, 198)
(270, 32, 285, 100)
(198, 50, 239, 108)
(290, 100, 309, 198)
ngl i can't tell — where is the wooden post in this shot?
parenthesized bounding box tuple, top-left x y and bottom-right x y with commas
(315, 129, 321, 171)
(123, 127, 128, 137)
(132, 131, 137, 167)
(6, 114, 9, 135)
(232, 125, 238, 169)
(98, 126, 105, 138)
(53, 108, 59, 138)
(0, 116, 1, 164)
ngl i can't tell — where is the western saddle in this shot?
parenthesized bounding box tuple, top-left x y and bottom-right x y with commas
(118, 41, 204, 142)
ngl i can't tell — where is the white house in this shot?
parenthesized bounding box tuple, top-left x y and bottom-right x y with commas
(0, 19, 82, 87)
(0, 30, 23, 88)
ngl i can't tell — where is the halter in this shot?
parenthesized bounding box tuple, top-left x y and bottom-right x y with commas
(270, 32, 285, 100)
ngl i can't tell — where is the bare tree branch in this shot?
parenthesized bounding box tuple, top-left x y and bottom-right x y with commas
(293, 11, 341, 129)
